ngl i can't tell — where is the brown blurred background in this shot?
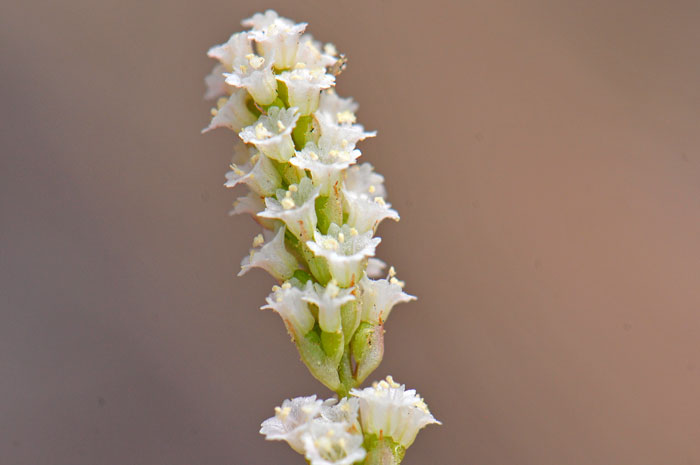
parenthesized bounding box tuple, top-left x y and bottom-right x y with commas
(2, 0, 700, 464)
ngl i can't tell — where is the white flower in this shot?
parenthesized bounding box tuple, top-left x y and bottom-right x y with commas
(260, 395, 324, 454)
(204, 64, 228, 100)
(366, 258, 387, 279)
(203, 90, 257, 133)
(342, 188, 399, 234)
(317, 89, 358, 118)
(244, 10, 307, 69)
(239, 226, 299, 281)
(207, 31, 253, 70)
(261, 282, 315, 337)
(258, 177, 320, 241)
(225, 53, 278, 105)
(306, 224, 380, 287)
(302, 420, 366, 465)
(278, 68, 335, 115)
(350, 376, 440, 449)
(357, 274, 415, 325)
(314, 91, 375, 150)
(302, 280, 355, 333)
(290, 140, 361, 195)
(225, 147, 281, 197)
(320, 397, 361, 433)
(296, 34, 339, 70)
(344, 163, 387, 199)
(239, 107, 300, 162)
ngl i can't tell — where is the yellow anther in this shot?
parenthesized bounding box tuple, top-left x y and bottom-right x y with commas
(338, 437, 347, 448)
(374, 196, 386, 206)
(288, 184, 298, 192)
(230, 164, 245, 176)
(390, 277, 405, 288)
(368, 185, 376, 194)
(328, 149, 339, 158)
(255, 122, 272, 139)
(385, 375, 400, 388)
(349, 227, 358, 236)
(388, 266, 396, 278)
(294, 62, 307, 69)
(336, 111, 356, 124)
(323, 238, 339, 250)
(281, 197, 296, 210)
(308, 151, 319, 161)
(301, 405, 314, 414)
(252, 234, 264, 248)
(338, 232, 345, 244)
(277, 120, 286, 131)
(276, 296, 283, 303)
(290, 73, 304, 81)
(210, 107, 218, 116)
(239, 64, 248, 74)
(281, 282, 292, 290)
(216, 97, 228, 109)
(250, 152, 259, 164)
(272, 285, 281, 292)
(247, 54, 265, 69)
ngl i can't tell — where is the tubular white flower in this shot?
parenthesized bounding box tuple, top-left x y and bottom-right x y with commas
(239, 107, 299, 162)
(350, 376, 440, 449)
(306, 224, 380, 287)
(225, 53, 278, 105)
(290, 140, 361, 196)
(297, 34, 339, 70)
(342, 187, 399, 234)
(261, 282, 315, 336)
(260, 395, 324, 454)
(244, 11, 307, 69)
(317, 89, 358, 120)
(344, 163, 387, 199)
(203, 89, 257, 133)
(320, 397, 361, 433)
(225, 148, 281, 197)
(258, 177, 319, 241)
(301, 420, 366, 465)
(278, 68, 335, 115)
(239, 226, 299, 281)
(207, 31, 254, 70)
(302, 280, 355, 333)
(358, 275, 415, 325)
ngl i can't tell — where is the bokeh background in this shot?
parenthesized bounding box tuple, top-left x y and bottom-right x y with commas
(2, 0, 700, 464)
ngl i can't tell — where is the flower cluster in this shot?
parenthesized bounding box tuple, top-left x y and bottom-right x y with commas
(204, 10, 439, 465)
(260, 376, 440, 464)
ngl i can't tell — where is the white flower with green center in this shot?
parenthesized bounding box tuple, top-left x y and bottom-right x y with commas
(306, 223, 380, 287)
(244, 11, 307, 69)
(290, 140, 361, 196)
(358, 274, 415, 325)
(207, 31, 253, 70)
(258, 177, 319, 241)
(239, 226, 299, 281)
(344, 163, 387, 199)
(260, 395, 324, 454)
(350, 376, 440, 449)
(302, 280, 355, 333)
(225, 53, 278, 105)
(278, 67, 335, 115)
(342, 187, 399, 234)
(239, 106, 300, 162)
(224, 148, 281, 197)
(302, 420, 366, 465)
(203, 89, 257, 133)
(261, 281, 315, 337)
